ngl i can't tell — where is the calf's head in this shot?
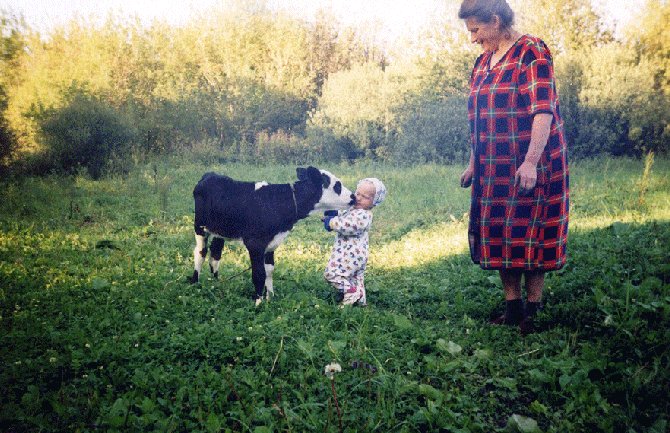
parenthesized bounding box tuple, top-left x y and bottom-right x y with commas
(296, 166, 355, 215)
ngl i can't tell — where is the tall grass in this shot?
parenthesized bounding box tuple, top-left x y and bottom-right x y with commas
(1, 157, 669, 432)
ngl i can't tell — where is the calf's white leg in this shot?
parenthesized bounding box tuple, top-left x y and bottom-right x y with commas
(192, 233, 207, 283)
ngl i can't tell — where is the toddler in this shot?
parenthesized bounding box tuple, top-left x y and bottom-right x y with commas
(322, 178, 386, 305)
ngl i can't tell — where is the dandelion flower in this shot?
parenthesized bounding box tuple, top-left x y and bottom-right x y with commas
(324, 363, 341, 380)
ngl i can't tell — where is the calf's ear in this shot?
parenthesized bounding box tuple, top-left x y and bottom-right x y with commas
(298, 166, 324, 186)
(321, 173, 331, 189)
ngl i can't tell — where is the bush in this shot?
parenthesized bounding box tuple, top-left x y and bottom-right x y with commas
(391, 93, 470, 164)
(40, 95, 137, 179)
(556, 46, 670, 158)
(308, 64, 392, 160)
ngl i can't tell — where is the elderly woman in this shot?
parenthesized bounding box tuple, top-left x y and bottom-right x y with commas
(458, 0, 569, 334)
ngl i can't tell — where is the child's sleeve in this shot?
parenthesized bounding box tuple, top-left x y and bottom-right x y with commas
(331, 210, 372, 236)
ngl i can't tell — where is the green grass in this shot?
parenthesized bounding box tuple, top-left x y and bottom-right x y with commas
(1, 158, 669, 432)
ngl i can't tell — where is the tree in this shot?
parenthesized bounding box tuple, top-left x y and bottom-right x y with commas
(309, 63, 398, 160)
(511, 0, 614, 54)
(555, 44, 670, 157)
(0, 10, 25, 163)
(628, 0, 670, 94)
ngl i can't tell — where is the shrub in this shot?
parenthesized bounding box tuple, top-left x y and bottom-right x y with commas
(40, 95, 137, 179)
(391, 93, 470, 164)
(556, 45, 670, 158)
(308, 64, 393, 161)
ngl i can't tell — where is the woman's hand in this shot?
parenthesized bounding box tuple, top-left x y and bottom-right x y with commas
(460, 166, 474, 188)
(515, 161, 537, 196)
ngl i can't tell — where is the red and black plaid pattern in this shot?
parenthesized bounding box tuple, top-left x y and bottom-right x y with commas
(467, 35, 569, 271)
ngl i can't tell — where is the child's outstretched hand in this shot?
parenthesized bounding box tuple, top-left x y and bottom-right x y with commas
(322, 210, 337, 231)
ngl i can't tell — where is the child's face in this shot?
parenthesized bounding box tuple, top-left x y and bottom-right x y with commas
(354, 181, 376, 210)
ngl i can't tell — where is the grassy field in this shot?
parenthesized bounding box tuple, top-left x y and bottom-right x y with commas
(1, 157, 669, 432)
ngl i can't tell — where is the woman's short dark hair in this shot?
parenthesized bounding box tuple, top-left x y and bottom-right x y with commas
(458, 0, 515, 29)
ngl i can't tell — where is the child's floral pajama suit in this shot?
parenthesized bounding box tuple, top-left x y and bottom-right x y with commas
(324, 208, 373, 305)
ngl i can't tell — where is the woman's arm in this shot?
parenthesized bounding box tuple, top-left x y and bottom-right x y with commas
(460, 149, 476, 188)
(515, 112, 553, 195)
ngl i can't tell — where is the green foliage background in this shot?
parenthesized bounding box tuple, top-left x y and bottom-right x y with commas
(1, 0, 670, 176)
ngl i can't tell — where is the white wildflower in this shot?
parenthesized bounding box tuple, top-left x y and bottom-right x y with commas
(324, 363, 341, 380)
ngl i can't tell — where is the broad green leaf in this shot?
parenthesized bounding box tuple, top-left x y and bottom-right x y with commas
(505, 414, 542, 433)
(296, 339, 314, 357)
(107, 398, 128, 428)
(419, 384, 442, 401)
(649, 419, 667, 433)
(529, 400, 548, 414)
(393, 314, 412, 329)
(206, 412, 221, 433)
(495, 377, 518, 391)
(327, 340, 346, 354)
(437, 339, 462, 356)
(138, 397, 156, 414)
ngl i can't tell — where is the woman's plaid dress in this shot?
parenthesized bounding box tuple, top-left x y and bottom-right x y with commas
(467, 35, 569, 271)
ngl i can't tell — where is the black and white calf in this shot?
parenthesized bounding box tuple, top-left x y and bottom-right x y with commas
(191, 166, 355, 305)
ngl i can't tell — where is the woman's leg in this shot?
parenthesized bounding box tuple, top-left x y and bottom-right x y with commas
(500, 269, 523, 300)
(523, 271, 544, 322)
(524, 271, 544, 303)
(492, 269, 524, 325)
